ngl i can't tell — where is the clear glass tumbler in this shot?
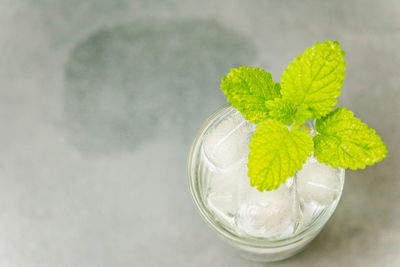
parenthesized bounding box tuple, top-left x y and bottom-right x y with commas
(187, 104, 345, 262)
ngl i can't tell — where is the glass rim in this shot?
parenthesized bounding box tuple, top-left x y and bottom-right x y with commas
(186, 103, 345, 249)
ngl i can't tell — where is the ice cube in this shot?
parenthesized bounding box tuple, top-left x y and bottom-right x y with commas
(296, 158, 340, 206)
(203, 108, 256, 169)
(206, 166, 249, 226)
(236, 185, 297, 238)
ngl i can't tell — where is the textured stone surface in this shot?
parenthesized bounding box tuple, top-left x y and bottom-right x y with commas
(0, 0, 399, 266)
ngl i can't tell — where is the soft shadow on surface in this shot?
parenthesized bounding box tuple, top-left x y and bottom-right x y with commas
(63, 19, 256, 155)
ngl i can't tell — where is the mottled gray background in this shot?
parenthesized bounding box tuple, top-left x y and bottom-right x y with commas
(0, 0, 399, 266)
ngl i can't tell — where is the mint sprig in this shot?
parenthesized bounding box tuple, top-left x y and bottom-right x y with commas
(220, 40, 387, 191)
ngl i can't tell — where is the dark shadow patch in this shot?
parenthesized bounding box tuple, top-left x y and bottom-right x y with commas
(64, 19, 256, 154)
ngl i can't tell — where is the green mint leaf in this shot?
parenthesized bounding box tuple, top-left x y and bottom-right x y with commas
(248, 120, 314, 191)
(293, 106, 314, 128)
(221, 66, 281, 123)
(265, 99, 315, 127)
(265, 98, 297, 125)
(280, 40, 346, 118)
(314, 107, 388, 170)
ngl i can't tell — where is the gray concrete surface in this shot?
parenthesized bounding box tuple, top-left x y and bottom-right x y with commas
(0, 0, 399, 266)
